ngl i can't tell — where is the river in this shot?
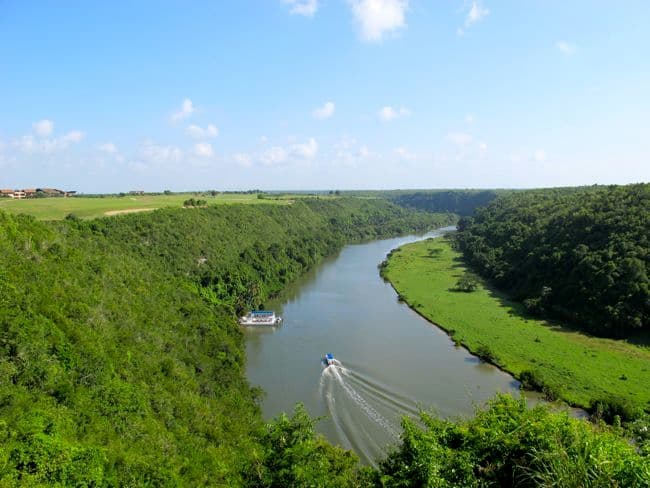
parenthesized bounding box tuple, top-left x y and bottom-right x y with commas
(245, 228, 524, 465)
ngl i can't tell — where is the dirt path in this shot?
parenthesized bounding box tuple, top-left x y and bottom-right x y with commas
(104, 207, 158, 216)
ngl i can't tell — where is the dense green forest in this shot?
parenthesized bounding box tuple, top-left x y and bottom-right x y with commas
(456, 184, 649, 338)
(0, 199, 451, 485)
(388, 190, 500, 216)
(1, 195, 648, 486)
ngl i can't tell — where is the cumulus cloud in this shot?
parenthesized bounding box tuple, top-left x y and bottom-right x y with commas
(378, 106, 410, 122)
(394, 146, 416, 161)
(171, 98, 195, 122)
(348, 0, 409, 42)
(334, 136, 371, 167)
(139, 141, 183, 164)
(283, 0, 318, 16)
(234, 153, 253, 167)
(447, 132, 473, 146)
(259, 146, 289, 166)
(292, 137, 318, 159)
(61, 131, 84, 144)
(194, 142, 214, 157)
(458, 1, 489, 35)
(33, 119, 54, 137)
(556, 41, 577, 56)
(186, 124, 219, 139)
(99, 142, 118, 153)
(15, 123, 85, 154)
(533, 149, 546, 162)
(312, 101, 335, 119)
(478, 141, 488, 154)
(256, 137, 318, 166)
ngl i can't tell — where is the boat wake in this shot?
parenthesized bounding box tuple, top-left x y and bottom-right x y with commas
(320, 362, 419, 465)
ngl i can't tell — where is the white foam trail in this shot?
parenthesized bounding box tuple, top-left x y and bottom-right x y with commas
(329, 366, 399, 439)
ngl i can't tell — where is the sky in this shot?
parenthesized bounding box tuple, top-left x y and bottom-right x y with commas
(1, 1, 648, 192)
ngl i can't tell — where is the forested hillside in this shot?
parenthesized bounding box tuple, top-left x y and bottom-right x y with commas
(388, 190, 499, 216)
(456, 184, 649, 337)
(0, 199, 452, 485)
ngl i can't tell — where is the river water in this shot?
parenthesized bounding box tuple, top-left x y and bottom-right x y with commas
(245, 228, 523, 465)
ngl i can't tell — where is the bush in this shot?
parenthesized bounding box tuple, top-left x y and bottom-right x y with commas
(591, 395, 643, 423)
(474, 343, 497, 364)
(454, 271, 479, 292)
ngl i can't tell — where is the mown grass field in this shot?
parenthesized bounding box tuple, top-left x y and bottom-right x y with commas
(383, 237, 650, 411)
(0, 193, 291, 220)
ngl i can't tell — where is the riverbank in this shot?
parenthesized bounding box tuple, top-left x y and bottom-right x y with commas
(382, 237, 650, 413)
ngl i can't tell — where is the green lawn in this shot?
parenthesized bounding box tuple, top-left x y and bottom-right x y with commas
(383, 237, 650, 411)
(0, 193, 290, 220)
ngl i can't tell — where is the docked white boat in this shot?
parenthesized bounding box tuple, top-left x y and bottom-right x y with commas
(239, 310, 283, 326)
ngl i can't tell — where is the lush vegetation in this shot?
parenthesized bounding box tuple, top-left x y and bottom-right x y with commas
(0, 193, 289, 220)
(374, 394, 649, 487)
(0, 198, 452, 485)
(456, 184, 649, 338)
(381, 237, 650, 414)
(388, 189, 500, 216)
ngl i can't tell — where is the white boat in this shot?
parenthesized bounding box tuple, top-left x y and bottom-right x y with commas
(239, 310, 282, 326)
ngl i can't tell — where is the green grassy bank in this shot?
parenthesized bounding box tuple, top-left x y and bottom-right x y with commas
(382, 237, 650, 413)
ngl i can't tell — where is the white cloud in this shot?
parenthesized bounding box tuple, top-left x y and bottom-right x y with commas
(194, 142, 214, 157)
(447, 132, 473, 146)
(171, 98, 195, 122)
(99, 142, 118, 153)
(15, 127, 85, 154)
(394, 146, 416, 161)
(283, 0, 318, 16)
(259, 135, 269, 144)
(556, 41, 577, 56)
(313, 101, 335, 120)
(348, 0, 409, 42)
(378, 106, 410, 122)
(186, 124, 219, 139)
(458, 1, 489, 35)
(234, 153, 253, 167)
(292, 137, 318, 159)
(465, 114, 475, 124)
(334, 136, 371, 166)
(256, 137, 318, 166)
(32, 119, 54, 137)
(533, 149, 546, 162)
(61, 131, 84, 144)
(139, 141, 183, 164)
(478, 141, 488, 154)
(260, 146, 289, 166)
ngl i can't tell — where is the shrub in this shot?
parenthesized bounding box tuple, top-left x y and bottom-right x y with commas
(590, 395, 643, 423)
(454, 271, 479, 292)
(474, 343, 497, 364)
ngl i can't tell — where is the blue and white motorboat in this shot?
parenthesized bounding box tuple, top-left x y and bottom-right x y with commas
(323, 353, 336, 367)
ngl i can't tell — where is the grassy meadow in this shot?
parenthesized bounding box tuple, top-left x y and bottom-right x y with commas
(383, 237, 650, 412)
(0, 193, 291, 220)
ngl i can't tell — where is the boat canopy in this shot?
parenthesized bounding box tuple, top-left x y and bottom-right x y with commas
(251, 310, 274, 316)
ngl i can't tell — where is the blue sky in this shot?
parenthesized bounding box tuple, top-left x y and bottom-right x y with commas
(1, 1, 648, 192)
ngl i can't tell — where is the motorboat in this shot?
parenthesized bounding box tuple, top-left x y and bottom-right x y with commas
(323, 353, 336, 367)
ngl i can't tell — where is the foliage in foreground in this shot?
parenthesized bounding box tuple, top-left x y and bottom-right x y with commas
(456, 183, 649, 338)
(247, 396, 650, 488)
(375, 395, 649, 488)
